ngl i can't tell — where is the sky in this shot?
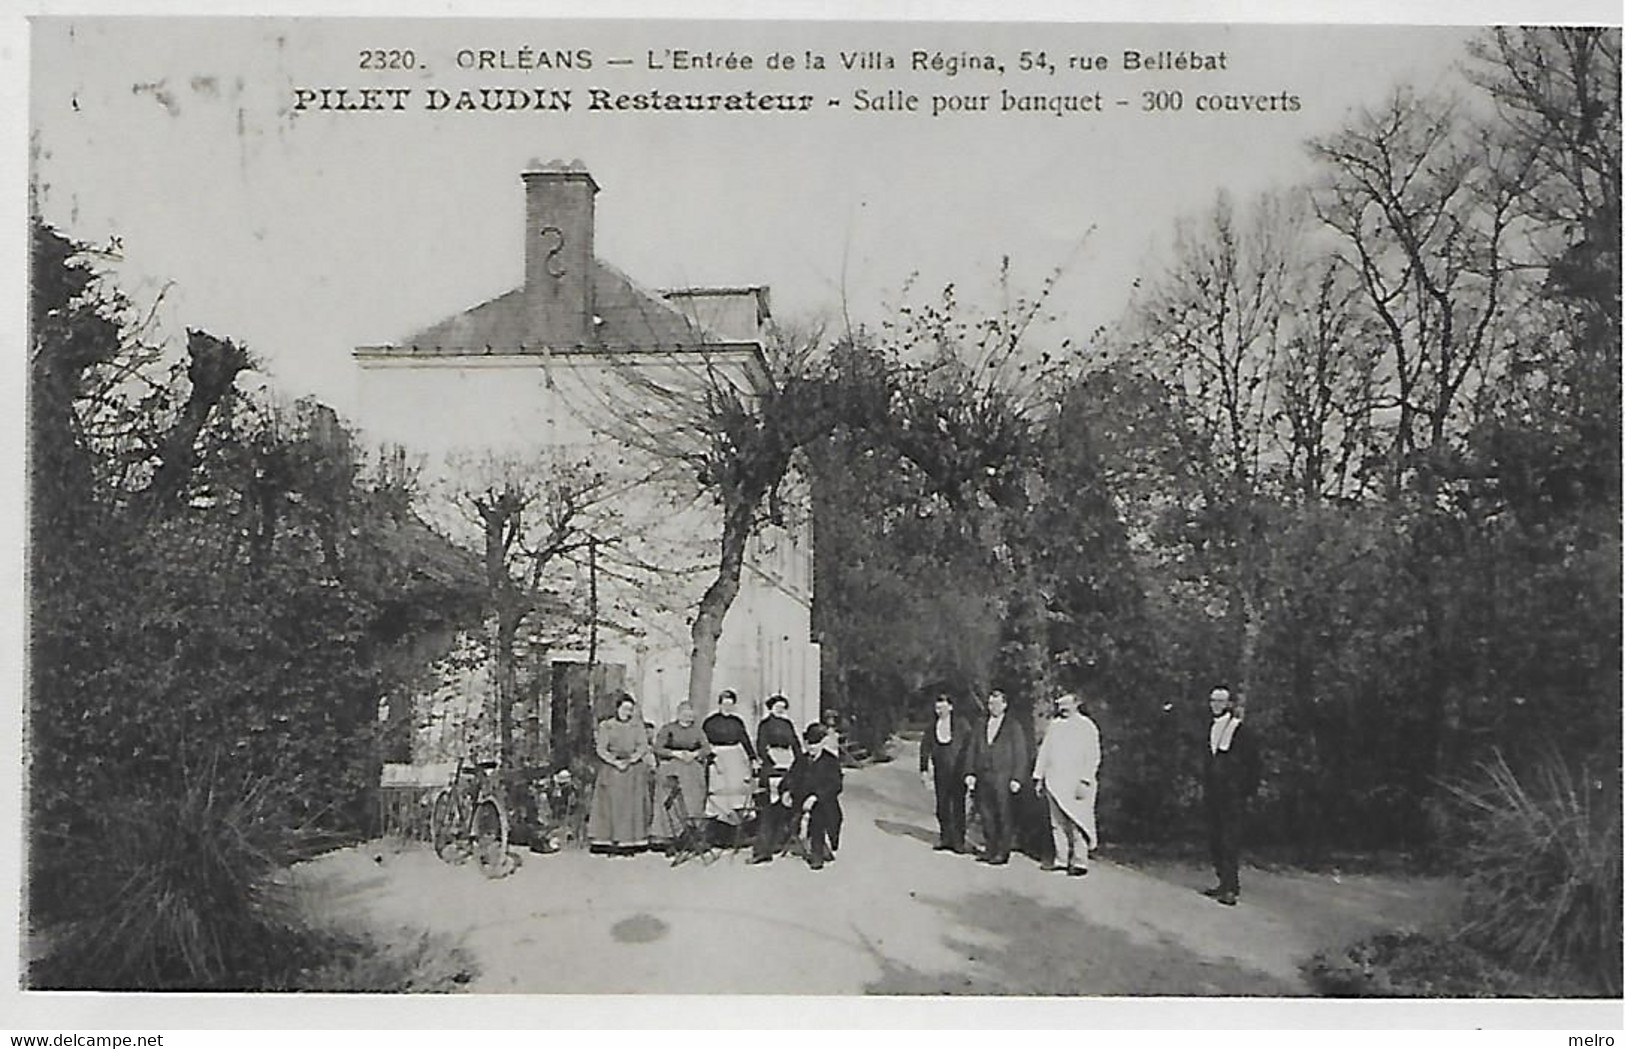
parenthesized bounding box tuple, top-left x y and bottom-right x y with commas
(27, 17, 1488, 432)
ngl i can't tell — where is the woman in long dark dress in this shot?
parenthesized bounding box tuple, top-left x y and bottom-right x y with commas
(703, 689, 757, 823)
(589, 694, 652, 854)
(650, 702, 710, 849)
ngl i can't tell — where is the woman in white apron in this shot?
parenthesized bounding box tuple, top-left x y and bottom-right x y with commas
(702, 689, 756, 824)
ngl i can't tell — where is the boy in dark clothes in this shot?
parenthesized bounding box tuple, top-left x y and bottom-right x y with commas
(784, 721, 844, 870)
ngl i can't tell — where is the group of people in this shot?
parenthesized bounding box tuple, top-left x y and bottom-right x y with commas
(587, 681, 1262, 905)
(920, 684, 1260, 905)
(586, 689, 846, 870)
(920, 689, 1100, 875)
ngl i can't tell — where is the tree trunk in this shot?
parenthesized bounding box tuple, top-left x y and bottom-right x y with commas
(149, 330, 250, 511)
(1238, 582, 1261, 704)
(1231, 498, 1263, 706)
(495, 604, 520, 765)
(477, 491, 527, 766)
(578, 537, 598, 761)
(687, 497, 755, 709)
(251, 481, 278, 577)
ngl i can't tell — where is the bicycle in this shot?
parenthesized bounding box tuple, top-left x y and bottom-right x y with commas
(429, 757, 515, 878)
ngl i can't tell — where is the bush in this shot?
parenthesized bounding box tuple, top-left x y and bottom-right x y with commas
(282, 929, 476, 993)
(29, 757, 320, 990)
(1449, 750, 1622, 996)
(1305, 930, 1521, 997)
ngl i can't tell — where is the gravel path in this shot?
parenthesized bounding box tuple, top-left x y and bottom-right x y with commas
(295, 745, 1456, 995)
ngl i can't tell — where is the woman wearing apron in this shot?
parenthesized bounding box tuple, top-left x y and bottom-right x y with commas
(702, 689, 757, 825)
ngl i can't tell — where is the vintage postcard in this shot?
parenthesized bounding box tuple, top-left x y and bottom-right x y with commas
(10, 3, 1623, 1033)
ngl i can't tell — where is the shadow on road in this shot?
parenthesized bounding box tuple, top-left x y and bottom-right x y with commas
(858, 889, 1303, 997)
(873, 818, 937, 846)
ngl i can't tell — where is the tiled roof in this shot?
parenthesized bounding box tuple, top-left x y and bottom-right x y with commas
(383, 261, 725, 355)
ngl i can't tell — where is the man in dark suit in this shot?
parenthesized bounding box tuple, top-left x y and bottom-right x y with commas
(965, 689, 1032, 865)
(1203, 685, 1261, 906)
(919, 693, 972, 852)
(784, 721, 844, 870)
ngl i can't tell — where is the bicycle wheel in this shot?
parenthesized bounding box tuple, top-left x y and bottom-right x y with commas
(431, 789, 465, 861)
(473, 797, 512, 878)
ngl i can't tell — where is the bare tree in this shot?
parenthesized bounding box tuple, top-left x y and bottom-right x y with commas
(1135, 191, 1297, 494)
(1274, 253, 1377, 502)
(605, 323, 842, 711)
(1127, 192, 1314, 698)
(1468, 28, 1621, 490)
(1311, 87, 1541, 495)
(424, 452, 615, 765)
(1468, 28, 1621, 260)
(545, 260, 1075, 721)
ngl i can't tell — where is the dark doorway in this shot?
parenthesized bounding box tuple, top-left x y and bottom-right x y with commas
(549, 660, 627, 767)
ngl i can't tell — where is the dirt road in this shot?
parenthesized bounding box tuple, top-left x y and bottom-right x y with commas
(295, 746, 1456, 995)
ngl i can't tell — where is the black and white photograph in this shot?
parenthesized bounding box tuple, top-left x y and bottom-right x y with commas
(10, 3, 1623, 1029)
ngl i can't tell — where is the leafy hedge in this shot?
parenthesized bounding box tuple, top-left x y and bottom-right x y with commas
(1305, 931, 1522, 998)
(27, 219, 481, 988)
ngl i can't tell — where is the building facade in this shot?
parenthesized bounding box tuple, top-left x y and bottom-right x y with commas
(354, 162, 819, 764)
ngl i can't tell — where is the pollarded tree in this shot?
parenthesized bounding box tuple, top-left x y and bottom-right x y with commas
(574, 264, 1072, 726)
(804, 366, 1009, 751)
(576, 318, 878, 714)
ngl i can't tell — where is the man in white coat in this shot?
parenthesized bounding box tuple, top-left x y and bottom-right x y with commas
(1034, 691, 1100, 876)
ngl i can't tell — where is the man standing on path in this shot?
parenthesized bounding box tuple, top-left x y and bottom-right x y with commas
(965, 689, 1031, 865)
(920, 693, 972, 852)
(1034, 692, 1100, 876)
(1203, 685, 1261, 906)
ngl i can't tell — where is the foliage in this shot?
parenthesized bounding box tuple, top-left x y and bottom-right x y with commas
(32, 770, 478, 992)
(1449, 751, 1622, 995)
(282, 928, 477, 993)
(806, 271, 1077, 745)
(26, 24, 1618, 992)
(806, 405, 1006, 751)
(28, 756, 331, 990)
(1304, 931, 1522, 998)
(806, 30, 1618, 876)
(27, 218, 475, 987)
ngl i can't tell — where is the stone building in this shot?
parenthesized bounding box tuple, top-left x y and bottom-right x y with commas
(354, 162, 819, 765)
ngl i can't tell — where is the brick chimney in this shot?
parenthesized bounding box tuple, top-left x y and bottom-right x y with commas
(522, 161, 598, 348)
